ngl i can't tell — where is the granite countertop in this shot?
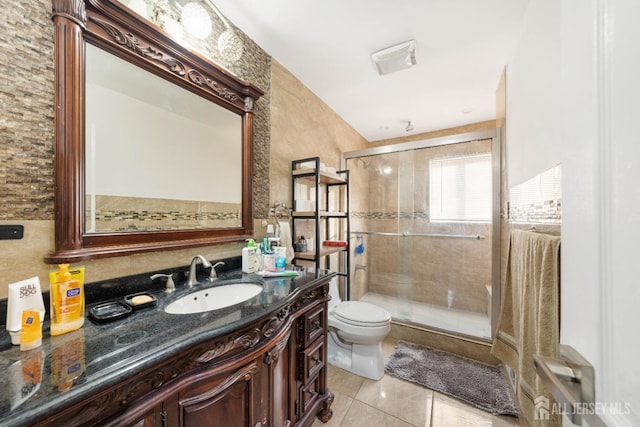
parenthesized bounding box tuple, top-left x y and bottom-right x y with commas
(0, 265, 334, 427)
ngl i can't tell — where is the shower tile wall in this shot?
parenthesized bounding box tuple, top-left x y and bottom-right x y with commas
(350, 139, 493, 316)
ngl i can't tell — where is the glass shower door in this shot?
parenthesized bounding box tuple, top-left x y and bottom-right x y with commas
(345, 136, 495, 339)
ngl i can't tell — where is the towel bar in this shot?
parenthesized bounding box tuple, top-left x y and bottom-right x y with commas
(534, 345, 605, 426)
(351, 230, 485, 239)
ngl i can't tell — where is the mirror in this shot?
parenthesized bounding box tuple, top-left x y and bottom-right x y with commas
(47, 0, 263, 263)
(85, 44, 242, 233)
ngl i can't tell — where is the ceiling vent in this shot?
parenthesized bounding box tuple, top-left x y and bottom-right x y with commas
(371, 40, 417, 76)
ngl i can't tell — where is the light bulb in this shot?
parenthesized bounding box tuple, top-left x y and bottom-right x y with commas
(218, 29, 244, 62)
(181, 2, 212, 39)
(164, 17, 183, 41)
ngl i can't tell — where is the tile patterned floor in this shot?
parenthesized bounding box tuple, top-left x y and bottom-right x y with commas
(312, 337, 525, 427)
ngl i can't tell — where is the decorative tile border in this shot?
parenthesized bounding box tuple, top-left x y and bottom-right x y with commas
(508, 165, 562, 223)
(86, 195, 240, 232)
(509, 199, 562, 223)
(351, 211, 429, 220)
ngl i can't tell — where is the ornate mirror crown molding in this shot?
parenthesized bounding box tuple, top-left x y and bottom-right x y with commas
(52, 0, 87, 26)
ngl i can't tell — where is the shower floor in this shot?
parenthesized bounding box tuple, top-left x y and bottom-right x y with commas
(359, 292, 491, 339)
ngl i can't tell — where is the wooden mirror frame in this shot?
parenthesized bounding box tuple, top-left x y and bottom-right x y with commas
(47, 0, 263, 263)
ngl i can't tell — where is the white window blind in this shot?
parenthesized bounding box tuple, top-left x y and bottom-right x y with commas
(429, 152, 492, 222)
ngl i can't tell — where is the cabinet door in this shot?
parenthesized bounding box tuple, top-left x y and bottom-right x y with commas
(178, 361, 260, 427)
(263, 331, 292, 427)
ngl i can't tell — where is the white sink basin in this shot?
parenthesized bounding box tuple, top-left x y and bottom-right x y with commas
(165, 283, 263, 315)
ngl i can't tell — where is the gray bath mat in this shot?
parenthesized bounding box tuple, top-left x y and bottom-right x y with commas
(385, 341, 518, 417)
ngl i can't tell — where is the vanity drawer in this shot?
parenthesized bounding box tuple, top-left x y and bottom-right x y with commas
(299, 372, 321, 416)
(300, 336, 325, 384)
(302, 305, 325, 347)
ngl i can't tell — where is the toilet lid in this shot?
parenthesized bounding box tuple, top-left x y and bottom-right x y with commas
(333, 301, 391, 327)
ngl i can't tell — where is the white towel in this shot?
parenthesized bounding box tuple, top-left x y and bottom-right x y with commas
(276, 221, 295, 263)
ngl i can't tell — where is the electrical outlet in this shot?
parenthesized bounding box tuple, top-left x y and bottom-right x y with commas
(0, 225, 24, 240)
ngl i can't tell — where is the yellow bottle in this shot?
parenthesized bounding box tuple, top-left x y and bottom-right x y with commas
(49, 264, 85, 336)
(20, 310, 42, 351)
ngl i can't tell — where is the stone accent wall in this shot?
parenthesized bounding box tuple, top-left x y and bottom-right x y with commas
(0, 0, 55, 220)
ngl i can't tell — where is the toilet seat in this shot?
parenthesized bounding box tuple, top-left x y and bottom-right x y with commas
(333, 301, 391, 328)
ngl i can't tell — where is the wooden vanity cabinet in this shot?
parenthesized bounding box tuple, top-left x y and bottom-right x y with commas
(33, 282, 333, 427)
(294, 304, 329, 425)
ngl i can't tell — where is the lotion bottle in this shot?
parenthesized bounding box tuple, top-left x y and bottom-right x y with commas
(242, 240, 256, 273)
(49, 264, 85, 336)
(6, 277, 46, 346)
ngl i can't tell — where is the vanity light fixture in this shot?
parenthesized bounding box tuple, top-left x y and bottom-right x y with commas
(205, 0, 245, 62)
(181, 2, 212, 39)
(371, 40, 417, 76)
(158, 0, 244, 61)
(217, 27, 244, 62)
(164, 15, 184, 41)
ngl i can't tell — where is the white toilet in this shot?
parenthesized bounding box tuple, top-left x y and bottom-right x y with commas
(326, 279, 391, 380)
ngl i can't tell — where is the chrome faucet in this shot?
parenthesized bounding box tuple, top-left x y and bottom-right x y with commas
(209, 261, 225, 281)
(187, 255, 212, 287)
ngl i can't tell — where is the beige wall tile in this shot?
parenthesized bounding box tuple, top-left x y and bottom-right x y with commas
(268, 60, 368, 216)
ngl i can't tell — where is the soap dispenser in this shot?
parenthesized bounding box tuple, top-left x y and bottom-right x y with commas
(49, 264, 85, 336)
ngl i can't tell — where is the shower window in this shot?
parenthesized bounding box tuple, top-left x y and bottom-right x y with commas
(429, 152, 492, 222)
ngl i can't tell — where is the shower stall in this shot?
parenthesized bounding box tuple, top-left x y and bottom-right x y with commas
(342, 130, 501, 340)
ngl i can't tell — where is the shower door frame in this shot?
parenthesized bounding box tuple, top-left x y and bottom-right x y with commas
(342, 129, 502, 339)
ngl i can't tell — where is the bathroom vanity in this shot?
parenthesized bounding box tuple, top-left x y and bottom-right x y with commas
(0, 267, 334, 427)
